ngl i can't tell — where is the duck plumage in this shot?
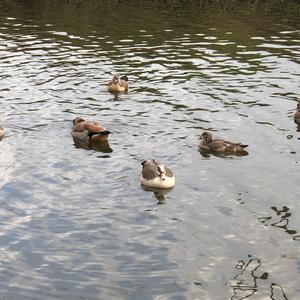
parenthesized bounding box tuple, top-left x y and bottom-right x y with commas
(140, 159, 175, 189)
(71, 117, 111, 142)
(107, 75, 128, 93)
(294, 102, 300, 125)
(199, 131, 248, 156)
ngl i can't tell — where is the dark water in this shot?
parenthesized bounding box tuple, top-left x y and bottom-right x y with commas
(0, 0, 299, 299)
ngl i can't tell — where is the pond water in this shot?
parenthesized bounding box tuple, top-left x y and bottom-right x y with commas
(0, 0, 299, 299)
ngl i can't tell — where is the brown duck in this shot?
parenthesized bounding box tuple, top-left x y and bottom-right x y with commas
(293, 102, 300, 125)
(71, 117, 111, 142)
(199, 131, 248, 156)
(107, 75, 128, 93)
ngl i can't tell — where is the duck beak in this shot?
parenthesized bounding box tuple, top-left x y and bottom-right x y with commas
(160, 174, 166, 181)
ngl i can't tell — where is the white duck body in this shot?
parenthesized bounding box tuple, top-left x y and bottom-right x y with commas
(140, 160, 175, 189)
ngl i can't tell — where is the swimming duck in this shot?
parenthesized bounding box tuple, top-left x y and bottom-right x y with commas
(71, 117, 111, 142)
(199, 131, 248, 156)
(107, 75, 128, 93)
(0, 125, 4, 139)
(293, 102, 300, 125)
(140, 159, 175, 189)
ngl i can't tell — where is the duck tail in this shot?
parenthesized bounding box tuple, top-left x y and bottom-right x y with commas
(88, 130, 111, 138)
(120, 75, 128, 82)
(100, 130, 111, 136)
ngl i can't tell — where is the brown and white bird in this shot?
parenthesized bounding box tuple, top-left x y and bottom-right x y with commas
(107, 75, 128, 93)
(0, 125, 4, 139)
(71, 117, 111, 142)
(140, 160, 175, 189)
(199, 131, 248, 156)
(293, 102, 300, 125)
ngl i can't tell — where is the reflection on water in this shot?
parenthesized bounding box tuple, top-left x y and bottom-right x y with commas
(271, 283, 288, 300)
(231, 257, 265, 299)
(141, 186, 174, 204)
(258, 206, 299, 239)
(231, 256, 287, 300)
(0, 0, 300, 299)
(198, 147, 249, 158)
(73, 137, 113, 153)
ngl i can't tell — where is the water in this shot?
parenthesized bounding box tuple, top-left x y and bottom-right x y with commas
(0, 1, 299, 299)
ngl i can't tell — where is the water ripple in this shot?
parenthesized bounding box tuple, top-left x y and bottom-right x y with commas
(0, 1, 300, 299)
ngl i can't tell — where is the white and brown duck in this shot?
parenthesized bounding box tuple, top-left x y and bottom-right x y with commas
(140, 159, 175, 189)
(71, 117, 111, 142)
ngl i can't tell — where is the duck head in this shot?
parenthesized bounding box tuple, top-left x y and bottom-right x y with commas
(73, 117, 85, 125)
(112, 75, 120, 84)
(201, 131, 213, 143)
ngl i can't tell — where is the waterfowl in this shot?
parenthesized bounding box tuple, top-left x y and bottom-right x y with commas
(140, 159, 175, 189)
(0, 125, 4, 139)
(71, 117, 111, 142)
(293, 102, 300, 125)
(107, 75, 128, 93)
(199, 131, 248, 156)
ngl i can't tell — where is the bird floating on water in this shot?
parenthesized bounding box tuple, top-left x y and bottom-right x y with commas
(107, 75, 128, 93)
(140, 159, 175, 189)
(199, 131, 248, 156)
(71, 117, 111, 142)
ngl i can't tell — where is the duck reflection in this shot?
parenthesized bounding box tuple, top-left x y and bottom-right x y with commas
(231, 257, 288, 300)
(271, 283, 288, 300)
(141, 186, 174, 204)
(73, 137, 113, 153)
(231, 258, 264, 299)
(258, 206, 297, 237)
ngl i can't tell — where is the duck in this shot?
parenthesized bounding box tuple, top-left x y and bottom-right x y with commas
(199, 131, 248, 156)
(0, 125, 4, 139)
(71, 117, 111, 142)
(107, 75, 128, 93)
(140, 159, 175, 189)
(293, 102, 300, 125)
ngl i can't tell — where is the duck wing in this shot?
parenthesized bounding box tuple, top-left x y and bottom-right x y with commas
(119, 79, 128, 90)
(84, 121, 110, 135)
(141, 160, 158, 180)
(205, 140, 228, 152)
(142, 166, 157, 180)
